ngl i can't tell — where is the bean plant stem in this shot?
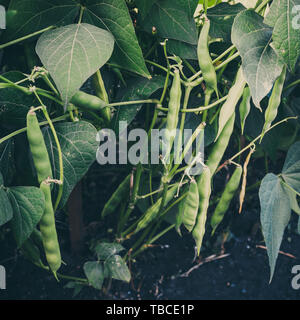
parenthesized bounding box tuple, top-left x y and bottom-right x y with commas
(225, 117, 298, 165)
(255, 0, 272, 13)
(284, 79, 300, 91)
(280, 179, 300, 197)
(0, 115, 69, 145)
(0, 26, 55, 50)
(117, 164, 143, 236)
(107, 99, 161, 108)
(131, 224, 175, 259)
(92, 70, 111, 123)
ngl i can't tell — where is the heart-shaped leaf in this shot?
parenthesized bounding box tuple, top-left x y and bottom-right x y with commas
(83, 0, 150, 78)
(264, 0, 300, 72)
(36, 23, 115, 106)
(43, 121, 98, 209)
(232, 9, 284, 108)
(83, 261, 105, 290)
(259, 173, 291, 281)
(94, 242, 125, 260)
(7, 186, 45, 247)
(104, 255, 131, 282)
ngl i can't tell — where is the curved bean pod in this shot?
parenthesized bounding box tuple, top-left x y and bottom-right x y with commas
(39, 181, 61, 278)
(26, 109, 52, 184)
(211, 165, 242, 234)
(192, 167, 211, 255)
(182, 180, 199, 232)
(101, 174, 131, 218)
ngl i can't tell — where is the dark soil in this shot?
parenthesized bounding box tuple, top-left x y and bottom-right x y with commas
(1, 212, 299, 300)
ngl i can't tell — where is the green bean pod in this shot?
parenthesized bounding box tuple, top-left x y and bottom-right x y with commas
(216, 67, 246, 140)
(210, 165, 242, 234)
(70, 90, 107, 112)
(175, 196, 186, 236)
(182, 180, 199, 232)
(164, 69, 182, 159)
(101, 174, 131, 218)
(192, 166, 211, 255)
(26, 109, 52, 184)
(135, 184, 178, 233)
(261, 66, 287, 141)
(197, 18, 218, 97)
(239, 86, 251, 135)
(206, 112, 235, 176)
(39, 181, 61, 278)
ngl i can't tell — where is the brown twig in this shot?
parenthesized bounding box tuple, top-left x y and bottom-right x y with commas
(180, 253, 230, 277)
(256, 245, 297, 259)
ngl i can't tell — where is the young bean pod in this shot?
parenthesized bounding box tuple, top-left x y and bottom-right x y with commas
(210, 165, 242, 234)
(70, 90, 107, 112)
(216, 67, 246, 140)
(135, 184, 178, 233)
(175, 195, 186, 236)
(261, 66, 287, 141)
(239, 86, 251, 135)
(26, 109, 52, 184)
(197, 18, 218, 98)
(206, 112, 236, 176)
(182, 179, 199, 232)
(192, 166, 211, 255)
(164, 69, 182, 160)
(39, 181, 61, 278)
(101, 174, 131, 218)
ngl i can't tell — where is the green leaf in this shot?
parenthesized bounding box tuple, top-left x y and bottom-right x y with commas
(282, 141, 300, 192)
(112, 75, 166, 134)
(64, 281, 84, 298)
(166, 39, 197, 60)
(104, 255, 131, 282)
(83, 261, 105, 290)
(142, 0, 198, 45)
(0, 172, 13, 227)
(135, 0, 158, 21)
(3, 0, 80, 42)
(0, 139, 15, 185)
(259, 173, 291, 281)
(298, 216, 300, 235)
(207, 2, 245, 42)
(232, 9, 284, 109)
(43, 121, 99, 209)
(178, 0, 199, 19)
(36, 23, 115, 106)
(83, 0, 150, 78)
(0, 72, 40, 126)
(93, 242, 125, 260)
(284, 184, 300, 214)
(7, 186, 45, 247)
(264, 0, 300, 72)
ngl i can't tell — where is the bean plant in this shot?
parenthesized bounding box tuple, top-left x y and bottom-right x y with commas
(0, 0, 300, 295)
